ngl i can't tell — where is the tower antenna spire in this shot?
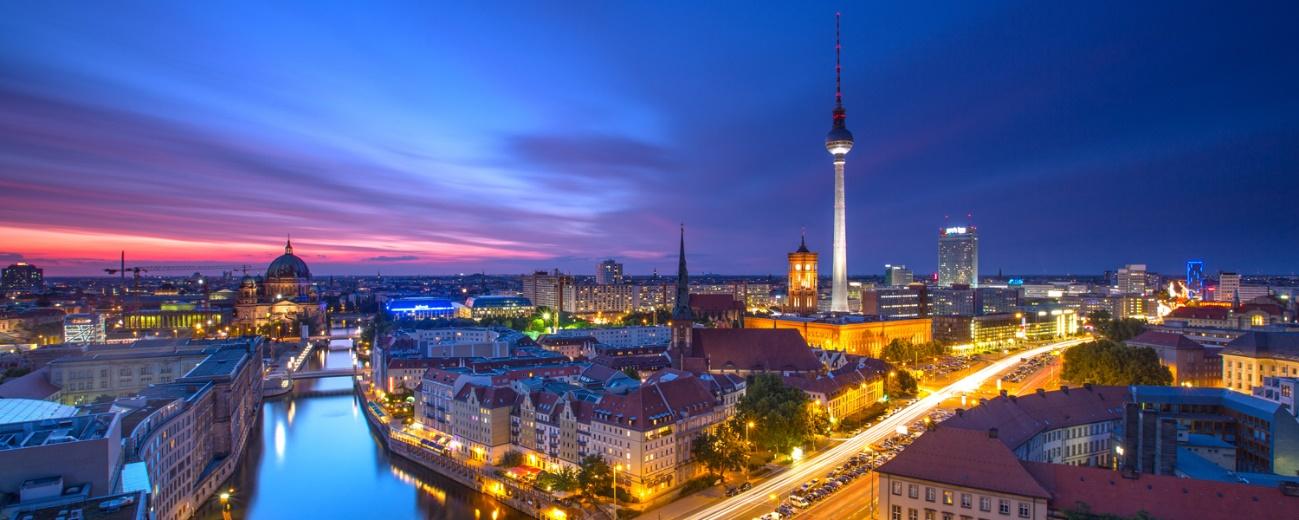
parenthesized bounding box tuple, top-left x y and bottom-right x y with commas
(835, 11, 843, 109)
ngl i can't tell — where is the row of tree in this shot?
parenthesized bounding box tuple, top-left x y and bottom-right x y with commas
(880, 338, 949, 366)
(1061, 339, 1172, 386)
(1085, 310, 1148, 342)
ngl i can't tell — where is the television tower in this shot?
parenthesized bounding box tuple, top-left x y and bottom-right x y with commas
(826, 12, 854, 313)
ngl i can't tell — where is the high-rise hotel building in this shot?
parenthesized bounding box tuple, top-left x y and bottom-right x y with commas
(938, 225, 979, 288)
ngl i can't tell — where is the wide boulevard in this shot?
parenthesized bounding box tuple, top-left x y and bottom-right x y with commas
(689, 337, 1089, 520)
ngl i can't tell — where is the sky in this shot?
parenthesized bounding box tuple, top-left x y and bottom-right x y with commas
(2, 1, 1297, 277)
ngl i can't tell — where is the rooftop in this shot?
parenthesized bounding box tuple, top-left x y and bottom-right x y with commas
(875, 426, 1052, 498)
(0, 412, 117, 451)
(0, 398, 78, 426)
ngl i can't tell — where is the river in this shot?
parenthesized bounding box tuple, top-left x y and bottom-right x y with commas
(199, 336, 521, 519)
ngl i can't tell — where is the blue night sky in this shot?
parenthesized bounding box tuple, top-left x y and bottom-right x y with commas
(2, 1, 1297, 276)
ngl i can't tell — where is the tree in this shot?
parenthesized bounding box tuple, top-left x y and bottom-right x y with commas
(537, 467, 579, 493)
(620, 366, 641, 380)
(737, 374, 820, 455)
(887, 370, 918, 398)
(501, 450, 524, 468)
(691, 419, 746, 479)
(1101, 318, 1147, 342)
(577, 455, 612, 499)
(1062, 340, 1172, 386)
(1085, 309, 1112, 326)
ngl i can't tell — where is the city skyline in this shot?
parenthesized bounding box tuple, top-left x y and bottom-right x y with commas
(4, 2, 1299, 276)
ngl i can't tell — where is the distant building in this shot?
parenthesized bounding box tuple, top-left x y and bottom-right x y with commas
(937, 225, 978, 288)
(233, 239, 326, 336)
(595, 259, 623, 285)
(1187, 260, 1205, 299)
(62, 313, 105, 344)
(861, 285, 926, 320)
(1220, 331, 1299, 393)
(521, 270, 572, 311)
(551, 326, 669, 348)
(745, 315, 932, 358)
(942, 385, 1128, 467)
(1125, 330, 1222, 387)
(462, 295, 534, 319)
(1217, 272, 1242, 302)
(884, 264, 913, 286)
(385, 297, 458, 319)
(0, 263, 43, 292)
(1117, 264, 1148, 295)
(562, 283, 635, 314)
(932, 309, 1077, 350)
(786, 234, 819, 315)
(929, 286, 1019, 316)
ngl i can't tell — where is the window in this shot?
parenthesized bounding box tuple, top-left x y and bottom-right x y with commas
(909, 509, 919, 520)
(1018, 503, 1030, 518)
(892, 506, 902, 520)
(926, 487, 936, 502)
(943, 490, 954, 505)
(979, 497, 992, 512)
(999, 499, 1010, 515)
(943, 514, 954, 520)
(925, 510, 936, 520)
(961, 494, 973, 509)
(909, 484, 919, 499)
(893, 481, 903, 495)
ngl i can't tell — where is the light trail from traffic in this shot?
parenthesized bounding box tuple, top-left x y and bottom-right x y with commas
(689, 337, 1088, 520)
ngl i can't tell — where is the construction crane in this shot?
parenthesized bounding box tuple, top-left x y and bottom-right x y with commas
(105, 251, 252, 290)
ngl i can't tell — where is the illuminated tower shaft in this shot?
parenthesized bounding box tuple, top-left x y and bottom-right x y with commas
(831, 155, 848, 312)
(825, 13, 854, 313)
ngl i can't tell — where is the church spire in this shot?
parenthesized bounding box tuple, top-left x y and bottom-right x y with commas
(797, 227, 810, 253)
(285, 234, 294, 255)
(671, 224, 693, 320)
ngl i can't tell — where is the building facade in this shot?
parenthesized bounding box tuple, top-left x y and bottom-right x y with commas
(233, 240, 326, 336)
(786, 235, 819, 315)
(937, 226, 979, 288)
(745, 315, 932, 358)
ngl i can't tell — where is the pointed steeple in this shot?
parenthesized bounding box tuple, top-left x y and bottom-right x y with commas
(672, 224, 693, 320)
(285, 234, 294, 255)
(797, 227, 810, 253)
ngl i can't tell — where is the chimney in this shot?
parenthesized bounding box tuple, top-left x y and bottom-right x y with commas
(1009, 395, 1018, 403)
(999, 389, 1008, 398)
(1061, 385, 1070, 394)
(955, 408, 965, 417)
(988, 428, 999, 439)
(1084, 382, 1094, 391)
(1036, 388, 1046, 398)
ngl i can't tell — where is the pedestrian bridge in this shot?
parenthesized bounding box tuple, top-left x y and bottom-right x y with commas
(289, 367, 358, 380)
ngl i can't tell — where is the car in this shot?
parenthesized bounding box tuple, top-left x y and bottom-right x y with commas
(740, 481, 753, 491)
(725, 487, 739, 497)
(757, 512, 783, 520)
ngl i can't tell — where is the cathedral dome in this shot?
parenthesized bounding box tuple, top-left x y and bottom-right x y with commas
(266, 239, 311, 280)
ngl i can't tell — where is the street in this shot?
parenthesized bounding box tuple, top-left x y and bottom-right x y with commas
(687, 337, 1089, 520)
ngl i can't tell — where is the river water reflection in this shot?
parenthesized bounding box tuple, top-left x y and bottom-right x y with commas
(200, 340, 520, 519)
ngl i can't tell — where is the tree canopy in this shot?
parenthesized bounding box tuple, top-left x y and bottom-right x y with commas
(1062, 339, 1172, 386)
(737, 374, 824, 455)
(691, 419, 746, 479)
(577, 455, 612, 498)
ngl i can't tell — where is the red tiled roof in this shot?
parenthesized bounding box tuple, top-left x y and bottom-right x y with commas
(875, 426, 1051, 499)
(1024, 462, 1299, 519)
(1167, 306, 1230, 320)
(593, 369, 718, 431)
(691, 328, 822, 373)
(689, 293, 743, 312)
(782, 360, 887, 398)
(941, 386, 1128, 450)
(1127, 330, 1205, 351)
